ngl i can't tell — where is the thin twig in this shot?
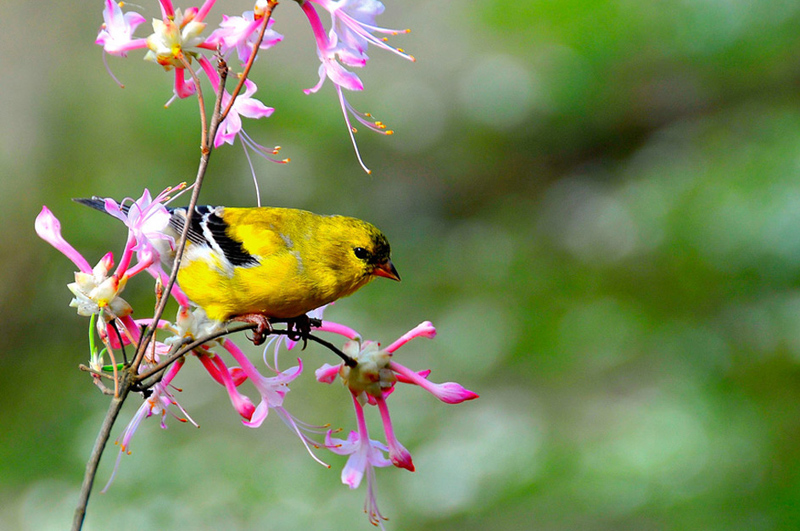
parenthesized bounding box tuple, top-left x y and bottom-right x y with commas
(220, 0, 278, 121)
(131, 114, 220, 371)
(99, 335, 120, 398)
(307, 334, 357, 368)
(134, 322, 357, 388)
(75, 318, 354, 526)
(109, 320, 128, 366)
(72, 370, 134, 531)
(178, 54, 208, 151)
(135, 338, 195, 383)
(74, 68, 225, 531)
(206, 55, 229, 151)
(79, 364, 116, 381)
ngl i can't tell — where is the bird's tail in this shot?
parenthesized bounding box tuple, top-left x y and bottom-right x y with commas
(73, 197, 130, 215)
(73, 196, 183, 266)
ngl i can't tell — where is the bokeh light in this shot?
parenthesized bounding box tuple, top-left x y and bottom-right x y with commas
(5, 0, 800, 529)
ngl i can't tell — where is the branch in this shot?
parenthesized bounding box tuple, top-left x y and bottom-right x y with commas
(130, 68, 227, 373)
(133, 2, 280, 366)
(72, 369, 134, 531)
(221, 0, 279, 121)
(73, 55, 227, 531)
(306, 334, 358, 368)
(135, 320, 356, 389)
(178, 55, 208, 150)
(206, 55, 230, 153)
(75, 4, 288, 528)
(74, 317, 354, 529)
(79, 364, 116, 381)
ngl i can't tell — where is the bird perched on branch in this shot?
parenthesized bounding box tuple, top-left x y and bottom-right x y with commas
(75, 198, 400, 343)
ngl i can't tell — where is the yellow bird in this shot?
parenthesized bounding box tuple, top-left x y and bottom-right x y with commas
(77, 199, 400, 341)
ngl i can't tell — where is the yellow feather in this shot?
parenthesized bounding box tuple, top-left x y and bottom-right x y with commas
(174, 207, 398, 322)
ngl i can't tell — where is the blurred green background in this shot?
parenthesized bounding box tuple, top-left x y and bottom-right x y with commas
(4, 0, 800, 529)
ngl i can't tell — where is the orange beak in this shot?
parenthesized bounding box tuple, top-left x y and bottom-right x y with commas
(373, 260, 400, 281)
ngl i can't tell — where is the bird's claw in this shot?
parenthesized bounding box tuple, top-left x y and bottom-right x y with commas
(230, 314, 321, 347)
(231, 313, 273, 346)
(285, 315, 321, 349)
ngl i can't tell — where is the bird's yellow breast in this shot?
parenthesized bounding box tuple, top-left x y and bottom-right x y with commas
(176, 207, 376, 322)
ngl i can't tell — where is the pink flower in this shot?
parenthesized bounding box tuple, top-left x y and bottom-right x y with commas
(98, 0, 219, 98)
(36, 207, 133, 319)
(388, 362, 480, 404)
(35, 207, 92, 274)
(317, 321, 479, 470)
(327, 321, 478, 403)
(189, 61, 286, 175)
(303, 28, 365, 94)
(316, 338, 414, 468)
(96, 0, 148, 57)
(67, 253, 132, 318)
(103, 187, 176, 254)
(103, 187, 173, 272)
(197, 351, 256, 420)
(309, 0, 413, 66)
(221, 339, 300, 428)
(206, 11, 283, 65)
(101, 184, 192, 307)
(315, 362, 341, 384)
(299, 0, 409, 173)
(326, 392, 393, 529)
(102, 356, 197, 492)
(214, 80, 275, 147)
(37, 185, 195, 319)
(220, 338, 329, 465)
(383, 321, 479, 404)
(144, 1, 217, 70)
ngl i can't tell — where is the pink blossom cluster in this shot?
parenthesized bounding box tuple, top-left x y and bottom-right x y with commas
(96, 0, 414, 172)
(314, 317, 479, 527)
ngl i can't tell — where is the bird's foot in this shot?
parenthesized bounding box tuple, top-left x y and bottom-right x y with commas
(284, 314, 322, 350)
(231, 313, 273, 345)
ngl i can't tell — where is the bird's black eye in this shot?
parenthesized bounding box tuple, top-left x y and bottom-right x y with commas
(353, 247, 370, 260)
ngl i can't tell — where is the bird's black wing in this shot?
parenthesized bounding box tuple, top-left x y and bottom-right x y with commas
(74, 198, 259, 268)
(169, 206, 260, 268)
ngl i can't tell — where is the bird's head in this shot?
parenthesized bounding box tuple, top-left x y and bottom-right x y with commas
(334, 217, 400, 284)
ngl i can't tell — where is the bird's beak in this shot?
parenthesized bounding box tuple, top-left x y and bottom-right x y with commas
(373, 260, 401, 281)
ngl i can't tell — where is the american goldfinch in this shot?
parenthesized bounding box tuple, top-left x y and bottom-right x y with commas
(76, 199, 400, 339)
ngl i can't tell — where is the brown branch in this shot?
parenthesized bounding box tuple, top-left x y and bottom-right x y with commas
(74, 318, 355, 528)
(206, 55, 229, 152)
(220, 0, 279, 121)
(72, 369, 134, 531)
(130, 77, 225, 372)
(134, 337, 196, 383)
(135, 321, 357, 388)
(306, 334, 357, 368)
(79, 364, 116, 381)
(74, 56, 228, 531)
(75, 4, 289, 528)
(178, 54, 209, 154)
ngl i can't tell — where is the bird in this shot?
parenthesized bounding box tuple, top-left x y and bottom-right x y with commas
(75, 198, 400, 343)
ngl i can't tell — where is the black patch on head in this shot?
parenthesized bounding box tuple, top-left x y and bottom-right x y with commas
(371, 233, 392, 265)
